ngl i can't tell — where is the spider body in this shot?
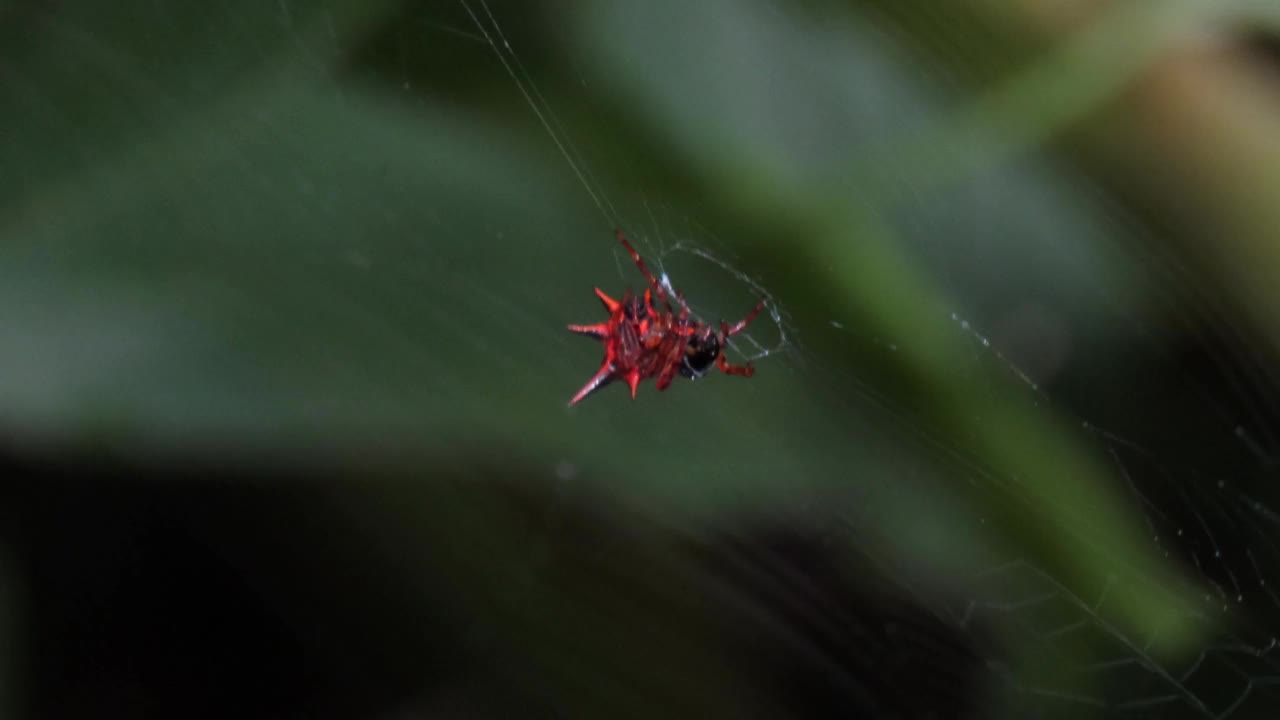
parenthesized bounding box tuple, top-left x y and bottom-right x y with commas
(567, 230, 765, 405)
(680, 331, 721, 379)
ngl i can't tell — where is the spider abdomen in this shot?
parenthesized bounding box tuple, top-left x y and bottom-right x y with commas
(680, 333, 720, 379)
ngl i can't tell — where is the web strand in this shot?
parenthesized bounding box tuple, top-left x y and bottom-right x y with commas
(461, 3, 793, 367)
(459, 0, 618, 228)
(451, 3, 1280, 714)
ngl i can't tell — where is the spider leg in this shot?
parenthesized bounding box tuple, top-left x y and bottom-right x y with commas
(568, 322, 610, 340)
(615, 229, 694, 317)
(640, 288, 668, 337)
(624, 368, 641, 399)
(723, 298, 767, 337)
(569, 361, 616, 406)
(715, 320, 755, 377)
(616, 229, 662, 295)
(616, 229, 683, 313)
(715, 352, 754, 378)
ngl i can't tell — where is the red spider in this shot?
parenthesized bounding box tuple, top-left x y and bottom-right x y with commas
(567, 229, 766, 405)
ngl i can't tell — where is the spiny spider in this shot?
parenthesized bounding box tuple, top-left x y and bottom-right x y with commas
(567, 229, 766, 405)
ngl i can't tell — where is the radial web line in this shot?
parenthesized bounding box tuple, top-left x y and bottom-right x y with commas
(459, 0, 617, 228)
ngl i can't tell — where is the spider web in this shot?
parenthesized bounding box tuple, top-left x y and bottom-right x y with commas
(446, 0, 1280, 716)
(4, 0, 1280, 716)
(458, 0, 795, 371)
(619, 211, 792, 366)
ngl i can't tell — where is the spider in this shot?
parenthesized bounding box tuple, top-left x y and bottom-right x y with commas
(567, 229, 766, 405)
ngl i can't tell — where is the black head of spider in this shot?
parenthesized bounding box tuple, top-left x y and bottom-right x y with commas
(680, 332, 721, 379)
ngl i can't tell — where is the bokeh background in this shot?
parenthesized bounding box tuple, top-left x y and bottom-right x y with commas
(5, 0, 1280, 717)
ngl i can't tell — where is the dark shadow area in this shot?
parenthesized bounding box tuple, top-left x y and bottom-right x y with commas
(2, 443, 982, 719)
